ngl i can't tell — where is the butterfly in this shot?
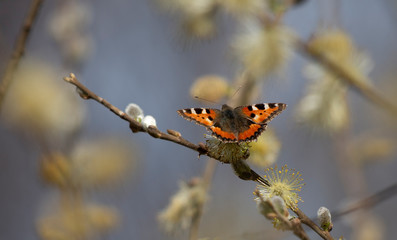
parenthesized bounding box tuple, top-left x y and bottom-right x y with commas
(177, 103, 286, 143)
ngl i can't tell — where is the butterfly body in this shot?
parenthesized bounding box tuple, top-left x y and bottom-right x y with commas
(177, 103, 286, 143)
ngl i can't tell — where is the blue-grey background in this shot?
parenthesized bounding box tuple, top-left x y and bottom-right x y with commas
(1, 0, 397, 239)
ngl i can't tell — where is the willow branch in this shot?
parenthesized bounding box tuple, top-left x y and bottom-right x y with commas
(256, 8, 397, 117)
(295, 38, 397, 117)
(293, 208, 334, 240)
(64, 73, 206, 153)
(332, 182, 397, 220)
(0, 0, 44, 110)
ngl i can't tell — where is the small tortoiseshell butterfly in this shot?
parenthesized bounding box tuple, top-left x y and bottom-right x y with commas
(177, 103, 286, 143)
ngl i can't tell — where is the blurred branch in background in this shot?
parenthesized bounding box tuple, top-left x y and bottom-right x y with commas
(332, 182, 397, 220)
(188, 160, 216, 240)
(296, 38, 397, 117)
(0, 0, 44, 111)
(253, 1, 397, 118)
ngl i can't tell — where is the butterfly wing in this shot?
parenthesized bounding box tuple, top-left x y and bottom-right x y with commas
(234, 103, 286, 142)
(177, 108, 219, 128)
(238, 103, 287, 124)
(208, 126, 238, 142)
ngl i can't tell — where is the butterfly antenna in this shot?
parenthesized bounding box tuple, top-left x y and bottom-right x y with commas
(231, 85, 242, 100)
(194, 96, 217, 104)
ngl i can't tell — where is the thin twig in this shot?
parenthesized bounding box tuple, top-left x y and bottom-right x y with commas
(302, 183, 397, 235)
(296, 38, 397, 117)
(299, 183, 397, 234)
(64, 73, 206, 153)
(0, 0, 44, 110)
(332, 182, 397, 220)
(293, 208, 334, 240)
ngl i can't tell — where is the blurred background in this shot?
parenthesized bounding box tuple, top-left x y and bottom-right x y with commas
(0, 0, 396, 239)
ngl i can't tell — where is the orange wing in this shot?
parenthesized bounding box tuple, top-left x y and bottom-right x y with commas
(210, 126, 237, 142)
(238, 103, 286, 124)
(177, 108, 218, 127)
(237, 123, 265, 142)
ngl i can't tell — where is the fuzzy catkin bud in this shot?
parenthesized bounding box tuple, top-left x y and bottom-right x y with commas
(190, 75, 229, 103)
(257, 197, 274, 219)
(233, 23, 295, 78)
(257, 196, 288, 219)
(317, 206, 333, 231)
(125, 103, 144, 122)
(158, 179, 207, 234)
(205, 136, 249, 164)
(142, 115, 157, 130)
(271, 196, 289, 217)
(40, 152, 71, 188)
(248, 130, 281, 168)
